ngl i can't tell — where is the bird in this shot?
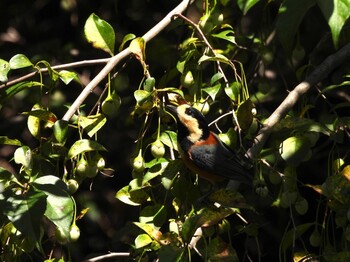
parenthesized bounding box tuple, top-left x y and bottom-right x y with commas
(166, 103, 253, 184)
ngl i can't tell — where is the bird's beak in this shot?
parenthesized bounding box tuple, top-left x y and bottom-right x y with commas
(165, 104, 178, 116)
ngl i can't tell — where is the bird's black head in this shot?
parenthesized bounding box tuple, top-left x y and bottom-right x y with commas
(166, 104, 210, 143)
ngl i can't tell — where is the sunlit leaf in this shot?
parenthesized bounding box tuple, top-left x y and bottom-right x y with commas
(0, 59, 10, 83)
(133, 222, 163, 241)
(59, 70, 80, 85)
(279, 136, 311, 166)
(203, 83, 221, 101)
(23, 108, 57, 128)
(9, 54, 33, 69)
(14, 146, 32, 171)
(78, 114, 107, 137)
(212, 30, 236, 45)
(129, 37, 146, 62)
(33, 176, 73, 237)
(119, 33, 136, 52)
(160, 131, 178, 151)
(318, 0, 350, 48)
(116, 185, 150, 206)
(135, 234, 153, 249)
(67, 139, 107, 159)
(84, 13, 115, 56)
(0, 136, 23, 146)
(53, 120, 69, 145)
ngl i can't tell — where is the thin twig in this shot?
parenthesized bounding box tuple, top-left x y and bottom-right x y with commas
(83, 252, 130, 262)
(247, 42, 350, 160)
(0, 58, 110, 90)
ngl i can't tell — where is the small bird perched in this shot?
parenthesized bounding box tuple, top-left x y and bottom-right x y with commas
(166, 103, 253, 184)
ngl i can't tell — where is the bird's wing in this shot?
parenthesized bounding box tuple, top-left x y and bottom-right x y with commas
(189, 134, 252, 183)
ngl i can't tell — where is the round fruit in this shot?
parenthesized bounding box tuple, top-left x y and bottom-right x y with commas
(151, 139, 165, 158)
(69, 224, 80, 242)
(133, 155, 145, 172)
(76, 158, 98, 178)
(67, 179, 79, 194)
(101, 94, 121, 116)
(55, 227, 68, 244)
(309, 230, 321, 247)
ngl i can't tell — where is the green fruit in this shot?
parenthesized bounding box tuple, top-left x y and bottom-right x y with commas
(181, 70, 195, 88)
(295, 198, 308, 215)
(76, 158, 98, 178)
(55, 227, 68, 244)
(309, 230, 321, 247)
(69, 224, 80, 242)
(102, 94, 121, 116)
(67, 179, 79, 194)
(133, 155, 145, 172)
(151, 139, 165, 158)
(93, 153, 106, 170)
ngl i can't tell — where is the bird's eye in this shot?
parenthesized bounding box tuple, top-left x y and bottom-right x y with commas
(185, 107, 195, 116)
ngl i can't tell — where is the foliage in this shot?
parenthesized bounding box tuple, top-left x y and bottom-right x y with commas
(0, 0, 350, 261)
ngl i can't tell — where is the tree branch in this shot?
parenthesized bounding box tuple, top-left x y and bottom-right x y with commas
(62, 0, 194, 121)
(247, 42, 350, 160)
(0, 58, 110, 90)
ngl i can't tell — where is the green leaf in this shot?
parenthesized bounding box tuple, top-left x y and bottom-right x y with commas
(53, 120, 69, 145)
(280, 223, 314, 252)
(6, 190, 47, 241)
(225, 81, 241, 101)
(134, 90, 151, 104)
(84, 13, 115, 56)
(140, 204, 166, 229)
(203, 83, 221, 101)
(78, 114, 107, 137)
(133, 222, 163, 241)
(276, 0, 317, 54)
(22, 109, 57, 127)
(160, 131, 178, 151)
(0, 59, 10, 83)
(119, 33, 136, 52)
(129, 37, 146, 61)
(237, 99, 254, 130)
(0, 81, 43, 104)
(317, 0, 350, 48)
(67, 139, 107, 159)
(0, 136, 23, 146)
(135, 234, 153, 249)
(59, 70, 80, 85)
(9, 54, 33, 69)
(237, 0, 260, 15)
(14, 146, 32, 171)
(198, 54, 230, 64)
(210, 72, 223, 85)
(279, 136, 311, 166)
(116, 185, 150, 206)
(212, 30, 236, 45)
(33, 176, 74, 237)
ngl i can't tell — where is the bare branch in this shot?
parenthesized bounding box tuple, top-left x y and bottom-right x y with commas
(83, 252, 130, 262)
(247, 42, 350, 160)
(62, 0, 195, 121)
(0, 58, 110, 90)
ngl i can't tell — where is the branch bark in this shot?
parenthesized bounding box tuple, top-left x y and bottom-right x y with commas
(62, 0, 194, 121)
(247, 42, 350, 160)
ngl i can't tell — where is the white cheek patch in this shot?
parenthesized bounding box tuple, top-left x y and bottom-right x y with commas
(177, 105, 203, 143)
